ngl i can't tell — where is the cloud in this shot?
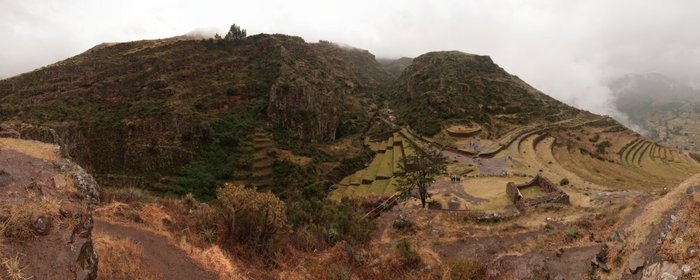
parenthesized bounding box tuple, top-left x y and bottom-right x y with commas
(2, 0, 700, 124)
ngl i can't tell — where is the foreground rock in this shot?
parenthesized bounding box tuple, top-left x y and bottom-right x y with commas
(0, 138, 99, 279)
(628, 250, 646, 273)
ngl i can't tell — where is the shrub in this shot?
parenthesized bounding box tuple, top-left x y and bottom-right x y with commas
(1, 255, 31, 280)
(564, 227, 579, 241)
(448, 258, 487, 280)
(607, 217, 617, 226)
(392, 217, 415, 232)
(216, 183, 288, 250)
(559, 178, 569, 186)
(395, 239, 420, 268)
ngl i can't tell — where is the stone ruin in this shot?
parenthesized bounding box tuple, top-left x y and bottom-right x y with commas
(506, 174, 569, 211)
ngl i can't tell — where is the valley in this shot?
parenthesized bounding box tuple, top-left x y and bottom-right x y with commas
(1, 31, 699, 280)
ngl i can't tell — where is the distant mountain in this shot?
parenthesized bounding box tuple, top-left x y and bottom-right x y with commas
(609, 73, 699, 127)
(377, 57, 413, 77)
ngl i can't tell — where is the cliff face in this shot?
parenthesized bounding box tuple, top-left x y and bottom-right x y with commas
(267, 41, 390, 142)
(0, 137, 100, 279)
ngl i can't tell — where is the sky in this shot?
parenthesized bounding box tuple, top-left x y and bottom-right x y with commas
(2, 0, 700, 120)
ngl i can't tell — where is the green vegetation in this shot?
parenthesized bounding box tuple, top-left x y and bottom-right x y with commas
(564, 227, 579, 242)
(395, 239, 420, 268)
(560, 178, 570, 186)
(448, 258, 487, 280)
(395, 149, 448, 208)
(595, 140, 612, 154)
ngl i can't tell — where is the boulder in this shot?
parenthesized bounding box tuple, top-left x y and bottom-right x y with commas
(642, 261, 681, 280)
(629, 250, 645, 273)
(687, 185, 700, 194)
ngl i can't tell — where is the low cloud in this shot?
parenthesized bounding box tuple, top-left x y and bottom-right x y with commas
(2, 0, 700, 126)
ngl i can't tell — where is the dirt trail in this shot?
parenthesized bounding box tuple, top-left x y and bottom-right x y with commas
(94, 219, 216, 280)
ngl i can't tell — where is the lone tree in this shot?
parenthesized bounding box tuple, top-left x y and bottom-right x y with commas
(224, 23, 247, 40)
(395, 148, 448, 208)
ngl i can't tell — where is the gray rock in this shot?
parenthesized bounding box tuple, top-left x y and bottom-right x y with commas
(592, 257, 610, 272)
(670, 214, 678, 223)
(642, 261, 681, 280)
(629, 250, 645, 273)
(556, 247, 564, 257)
(681, 264, 691, 274)
(687, 185, 700, 194)
(609, 230, 624, 242)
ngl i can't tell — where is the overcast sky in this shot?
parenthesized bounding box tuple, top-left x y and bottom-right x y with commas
(2, 0, 700, 119)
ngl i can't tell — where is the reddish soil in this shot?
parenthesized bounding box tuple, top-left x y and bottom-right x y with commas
(94, 219, 216, 280)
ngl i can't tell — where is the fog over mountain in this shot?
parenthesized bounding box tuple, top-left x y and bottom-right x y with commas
(2, 0, 700, 125)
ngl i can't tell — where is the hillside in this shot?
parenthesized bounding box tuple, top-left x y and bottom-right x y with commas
(391, 51, 586, 137)
(0, 34, 391, 197)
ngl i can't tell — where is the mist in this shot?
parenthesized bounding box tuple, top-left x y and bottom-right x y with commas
(2, 0, 700, 124)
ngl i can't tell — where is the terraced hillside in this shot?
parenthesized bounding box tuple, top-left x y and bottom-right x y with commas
(0, 34, 390, 197)
(331, 132, 418, 199)
(391, 51, 587, 137)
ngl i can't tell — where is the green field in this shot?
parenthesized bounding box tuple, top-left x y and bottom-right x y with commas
(333, 132, 415, 199)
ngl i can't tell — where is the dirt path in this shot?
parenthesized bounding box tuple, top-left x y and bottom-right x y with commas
(94, 219, 216, 280)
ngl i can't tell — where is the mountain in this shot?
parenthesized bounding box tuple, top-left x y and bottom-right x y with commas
(609, 73, 700, 152)
(0, 34, 390, 197)
(377, 57, 413, 77)
(609, 73, 699, 127)
(391, 51, 585, 136)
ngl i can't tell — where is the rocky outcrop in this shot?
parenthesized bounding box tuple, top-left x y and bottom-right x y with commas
(0, 138, 99, 279)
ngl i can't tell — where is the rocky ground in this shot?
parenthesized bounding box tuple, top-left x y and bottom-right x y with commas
(0, 138, 99, 279)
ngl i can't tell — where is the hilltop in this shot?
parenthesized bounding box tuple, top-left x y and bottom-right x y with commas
(0, 34, 390, 198)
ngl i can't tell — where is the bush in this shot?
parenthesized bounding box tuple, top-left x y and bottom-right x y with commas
(216, 183, 288, 250)
(392, 216, 415, 232)
(448, 258, 487, 280)
(395, 239, 420, 268)
(559, 178, 569, 186)
(564, 227, 579, 242)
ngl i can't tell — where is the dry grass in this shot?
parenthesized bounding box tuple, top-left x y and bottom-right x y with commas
(93, 230, 156, 280)
(0, 138, 60, 162)
(1, 255, 31, 280)
(626, 173, 700, 248)
(177, 242, 245, 280)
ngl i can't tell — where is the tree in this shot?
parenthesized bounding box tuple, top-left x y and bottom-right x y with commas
(216, 183, 287, 249)
(224, 24, 247, 40)
(395, 148, 447, 208)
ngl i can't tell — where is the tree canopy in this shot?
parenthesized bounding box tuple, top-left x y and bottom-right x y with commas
(224, 24, 247, 40)
(394, 148, 448, 208)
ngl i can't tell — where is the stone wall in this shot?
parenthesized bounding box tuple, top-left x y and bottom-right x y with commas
(506, 174, 569, 211)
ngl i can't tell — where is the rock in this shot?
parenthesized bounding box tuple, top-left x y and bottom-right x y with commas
(674, 237, 683, 244)
(642, 261, 681, 280)
(629, 250, 645, 273)
(597, 243, 609, 262)
(687, 185, 700, 194)
(670, 214, 678, 223)
(681, 264, 691, 274)
(592, 257, 610, 272)
(556, 247, 564, 257)
(31, 214, 51, 235)
(609, 230, 624, 242)
(431, 229, 442, 237)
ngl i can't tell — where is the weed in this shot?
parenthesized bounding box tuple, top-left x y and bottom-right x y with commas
(543, 223, 554, 231)
(447, 258, 486, 280)
(607, 217, 618, 226)
(565, 227, 579, 242)
(559, 178, 569, 186)
(395, 239, 420, 268)
(1, 255, 31, 280)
